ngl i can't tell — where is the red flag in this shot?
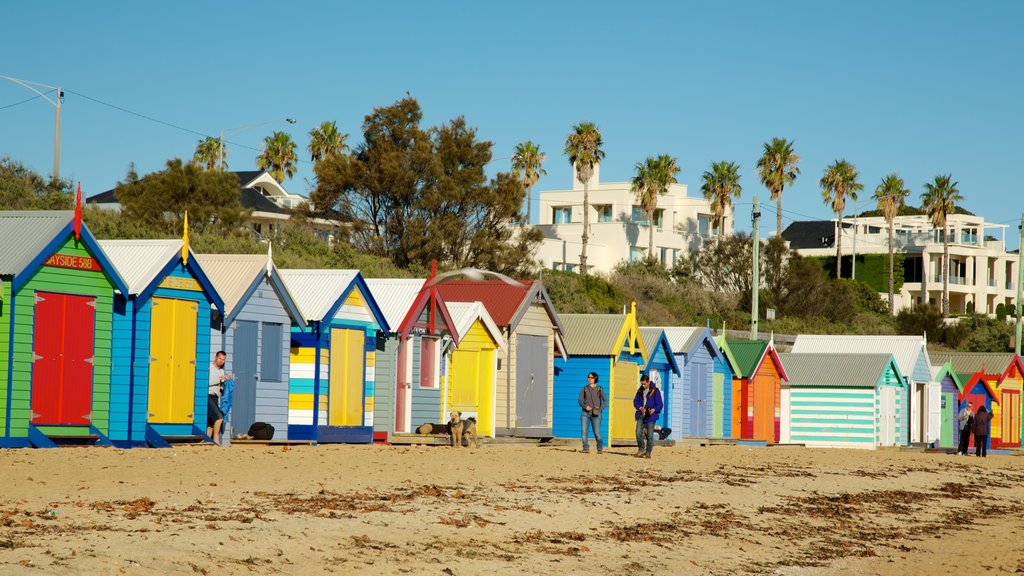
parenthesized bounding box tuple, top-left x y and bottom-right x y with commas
(73, 182, 83, 241)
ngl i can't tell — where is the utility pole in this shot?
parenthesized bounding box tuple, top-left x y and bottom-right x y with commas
(751, 197, 761, 340)
(1016, 212, 1023, 355)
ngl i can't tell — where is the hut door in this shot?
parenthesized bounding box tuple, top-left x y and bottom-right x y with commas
(148, 298, 199, 423)
(31, 292, 96, 425)
(515, 334, 548, 429)
(1001, 390, 1020, 447)
(232, 321, 259, 436)
(753, 374, 777, 442)
(879, 387, 896, 446)
(611, 361, 639, 440)
(690, 363, 709, 436)
(329, 328, 364, 427)
(940, 392, 955, 448)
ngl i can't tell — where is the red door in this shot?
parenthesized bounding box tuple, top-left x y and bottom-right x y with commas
(395, 338, 409, 433)
(31, 292, 96, 425)
(962, 393, 988, 449)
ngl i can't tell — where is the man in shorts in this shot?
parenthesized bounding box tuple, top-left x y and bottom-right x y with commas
(208, 351, 232, 445)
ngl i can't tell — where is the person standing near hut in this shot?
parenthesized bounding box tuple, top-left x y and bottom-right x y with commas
(633, 374, 663, 459)
(578, 372, 606, 454)
(208, 350, 232, 445)
(957, 401, 974, 456)
(972, 405, 993, 458)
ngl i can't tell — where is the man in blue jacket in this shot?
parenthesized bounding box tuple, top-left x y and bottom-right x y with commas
(633, 374, 663, 459)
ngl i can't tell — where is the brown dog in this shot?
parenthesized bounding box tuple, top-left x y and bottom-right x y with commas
(448, 411, 479, 448)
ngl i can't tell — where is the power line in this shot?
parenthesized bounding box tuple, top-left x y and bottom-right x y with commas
(0, 89, 53, 111)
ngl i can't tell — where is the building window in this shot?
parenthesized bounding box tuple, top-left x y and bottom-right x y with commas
(565, 263, 576, 273)
(961, 227, 977, 245)
(631, 206, 648, 225)
(653, 209, 664, 231)
(596, 204, 612, 223)
(629, 246, 645, 262)
(698, 214, 718, 237)
(553, 207, 572, 224)
(261, 322, 283, 382)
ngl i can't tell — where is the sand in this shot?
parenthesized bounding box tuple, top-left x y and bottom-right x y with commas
(0, 442, 1022, 575)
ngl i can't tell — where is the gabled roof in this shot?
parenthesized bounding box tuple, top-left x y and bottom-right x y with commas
(638, 328, 681, 376)
(99, 239, 223, 312)
(933, 361, 966, 393)
(241, 187, 290, 214)
(436, 279, 565, 334)
(445, 301, 506, 352)
(792, 335, 931, 381)
(647, 326, 724, 362)
(725, 339, 789, 381)
(0, 211, 129, 295)
(781, 220, 836, 249)
(561, 306, 647, 362)
(277, 269, 389, 333)
(929, 352, 1022, 383)
(778, 353, 903, 388)
(193, 253, 302, 325)
(957, 370, 1000, 403)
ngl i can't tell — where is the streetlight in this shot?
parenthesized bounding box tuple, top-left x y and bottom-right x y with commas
(1, 75, 63, 182)
(219, 117, 297, 171)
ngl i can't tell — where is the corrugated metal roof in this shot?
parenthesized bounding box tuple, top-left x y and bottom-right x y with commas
(437, 279, 534, 326)
(725, 339, 769, 378)
(277, 269, 358, 322)
(646, 326, 706, 355)
(0, 211, 73, 276)
(778, 353, 894, 388)
(193, 253, 269, 315)
(561, 314, 627, 356)
(365, 278, 427, 331)
(929, 352, 1016, 376)
(99, 239, 183, 295)
(791, 335, 928, 378)
(445, 301, 506, 351)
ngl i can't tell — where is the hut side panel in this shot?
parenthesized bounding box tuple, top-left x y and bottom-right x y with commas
(410, 334, 441, 428)
(789, 387, 877, 448)
(553, 356, 609, 440)
(288, 332, 328, 430)
(507, 305, 555, 435)
(373, 338, 397, 437)
(0, 281, 9, 432)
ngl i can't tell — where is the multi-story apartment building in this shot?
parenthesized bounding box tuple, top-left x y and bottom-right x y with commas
(783, 213, 1020, 315)
(533, 163, 734, 274)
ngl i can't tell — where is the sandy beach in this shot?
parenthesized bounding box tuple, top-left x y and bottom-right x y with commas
(0, 442, 1021, 575)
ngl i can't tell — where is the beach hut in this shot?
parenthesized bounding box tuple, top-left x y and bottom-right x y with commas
(791, 335, 936, 446)
(194, 252, 303, 441)
(0, 210, 129, 448)
(277, 270, 390, 443)
(778, 353, 907, 449)
(441, 302, 505, 438)
(365, 277, 460, 440)
(648, 326, 722, 438)
(712, 332, 735, 438)
(553, 304, 649, 445)
(638, 328, 682, 433)
(930, 353, 1022, 450)
(932, 361, 967, 450)
(100, 239, 223, 447)
(721, 339, 788, 443)
(437, 280, 567, 437)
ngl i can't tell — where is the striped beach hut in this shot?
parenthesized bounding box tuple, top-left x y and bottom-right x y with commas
(779, 353, 907, 449)
(638, 328, 681, 433)
(791, 335, 935, 446)
(553, 304, 649, 445)
(721, 339, 788, 443)
(930, 352, 1022, 450)
(365, 277, 460, 440)
(932, 361, 967, 450)
(438, 280, 567, 437)
(100, 239, 223, 447)
(712, 332, 735, 438)
(278, 270, 390, 443)
(441, 302, 505, 438)
(648, 326, 722, 438)
(195, 252, 303, 441)
(0, 210, 129, 448)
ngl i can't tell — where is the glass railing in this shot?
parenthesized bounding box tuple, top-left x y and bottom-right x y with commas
(932, 275, 966, 285)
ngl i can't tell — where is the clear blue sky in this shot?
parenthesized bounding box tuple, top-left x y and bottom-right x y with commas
(2, 1, 1022, 248)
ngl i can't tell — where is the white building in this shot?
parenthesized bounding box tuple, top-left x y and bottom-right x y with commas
(533, 163, 734, 274)
(783, 213, 1020, 316)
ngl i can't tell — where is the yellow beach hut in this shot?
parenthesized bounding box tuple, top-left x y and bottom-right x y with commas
(442, 302, 506, 438)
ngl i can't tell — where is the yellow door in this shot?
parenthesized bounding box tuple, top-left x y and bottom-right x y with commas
(611, 361, 640, 440)
(329, 328, 364, 426)
(449, 349, 481, 415)
(148, 297, 199, 423)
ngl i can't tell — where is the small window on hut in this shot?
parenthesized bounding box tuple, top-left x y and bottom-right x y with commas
(419, 337, 440, 389)
(261, 322, 284, 382)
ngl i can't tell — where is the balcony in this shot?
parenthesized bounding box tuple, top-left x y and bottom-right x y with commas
(931, 275, 966, 286)
(988, 279, 998, 288)
(1008, 281, 1016, 291)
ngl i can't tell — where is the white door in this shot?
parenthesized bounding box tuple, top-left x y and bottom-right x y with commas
(926, 382, 942, 444)
(879, 387, 896, 446)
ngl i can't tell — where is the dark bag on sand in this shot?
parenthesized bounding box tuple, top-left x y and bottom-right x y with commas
(247, 422, 275, 440)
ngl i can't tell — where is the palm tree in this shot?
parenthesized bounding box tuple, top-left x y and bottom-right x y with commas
(756, 138, 800, 236)
(308, 121, 348, 164)
(921, 174, 963, 317)
(563, 122, 605, 274)
(700, 161, 742, 241)
(193, 136, 223, 171)
(511, 141, 546, 223)
(872, 173, 910, 314)
(257, 131, 298, 183)
(820, 159, 863, 279)
(631, 154, 681, 259)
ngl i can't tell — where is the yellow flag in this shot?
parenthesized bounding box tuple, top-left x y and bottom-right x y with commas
(182, 211, 190, 265)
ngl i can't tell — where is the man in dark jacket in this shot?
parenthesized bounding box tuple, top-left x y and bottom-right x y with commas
(957, 401, 974, 455)
(972, 405, 993, 457)
(578, 372, 606, 454)
(633, 374, 664, 459)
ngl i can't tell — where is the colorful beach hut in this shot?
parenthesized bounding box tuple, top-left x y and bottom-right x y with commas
(721, 339, 788, 443)
(553, 304, 649, 445)
(932, 361, 968, 450)
(930, 352, 1022, 450)
(365, 277, 460, 440)
(648, 326, 722, 438)
(778, 353, 907, 449)
(194, 252, 303, 441)
(438, 280, 567, 437)
(277, 270, 390, 443)
(0, 210, 129, 448)
(792, 335, 935, 446)
(712, 332, 734, 438)
(638, 328, 681, 433)
(440, 302, 505, 438)
(100, 239, 223, 447)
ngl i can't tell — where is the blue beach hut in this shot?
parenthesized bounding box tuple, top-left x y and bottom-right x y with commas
(651, 326, 723, 438)
(639, 328, 681, 433)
